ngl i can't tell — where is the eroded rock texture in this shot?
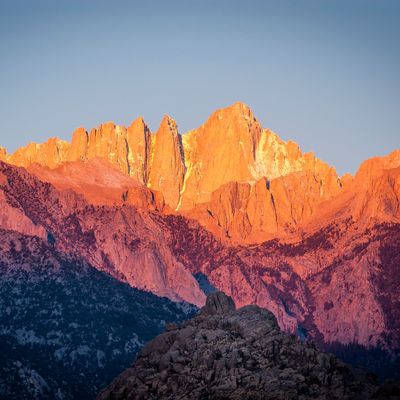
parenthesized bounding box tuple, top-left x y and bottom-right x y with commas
(98, 292, 395, 400)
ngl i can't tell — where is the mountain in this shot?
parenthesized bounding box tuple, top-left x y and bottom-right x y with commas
(0, 102, 341, 215)
(98, 292, 397, 400)
(0, 102, 399, 390)
(0, 160, 205, 306)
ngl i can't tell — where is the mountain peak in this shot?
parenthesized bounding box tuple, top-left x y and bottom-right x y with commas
(148, 114, 185, 209)
(210, 101, 254, 123)
(158, 114, 179, 137)
(129, 116, 148, 130)
(226, 101, 252, 113)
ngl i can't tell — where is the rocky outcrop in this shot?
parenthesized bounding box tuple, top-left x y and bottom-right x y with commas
(147, 116, 186, 210)
(0, 185, 47, 239)
(185, 147, 399, 243)
(303, 150, 400, 236)
(98, 292, 388, 400)
(125, 118, 152, 184)
(201, 290, 236, 315)
(69, 121, 152, 180)
(7, 138, 70, 169)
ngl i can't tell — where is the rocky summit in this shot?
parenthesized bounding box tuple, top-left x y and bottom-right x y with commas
(97, 292, 398, 400)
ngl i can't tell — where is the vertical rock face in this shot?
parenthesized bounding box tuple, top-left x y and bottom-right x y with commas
(126, 117, 152, 184)
(251, 129, 339, 187)
(148, 116, 186, 209)
(86, 122, 131, 175)
(179, 103, 340, 211)
(188, 168, 342, 243)
(67, 119, 152, 184)
(179, 102, 262, 209)
(0, 105, 396, 244)
(67, 127, 88, 161)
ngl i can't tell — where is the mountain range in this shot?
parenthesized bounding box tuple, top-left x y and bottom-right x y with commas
(0, 102, 399, 396)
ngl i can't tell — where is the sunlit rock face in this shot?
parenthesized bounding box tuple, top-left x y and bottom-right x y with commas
(27, 158, 165, 211)
(177, 103, 263, 209)
(178, 102, 340, 212)
(66, 119, 153, 183)
(2, 118, 153, 185)
(147, 115, 186, 210)
(0, 102, 341, 216)
(186, 169, 341, 244)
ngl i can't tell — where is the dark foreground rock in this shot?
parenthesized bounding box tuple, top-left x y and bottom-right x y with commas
(98, 292, 399, 400)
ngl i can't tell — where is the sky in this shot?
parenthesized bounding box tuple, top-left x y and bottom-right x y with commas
(0, 0, 399, 175)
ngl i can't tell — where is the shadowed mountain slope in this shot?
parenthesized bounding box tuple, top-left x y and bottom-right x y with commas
(98, 292, 398, 400)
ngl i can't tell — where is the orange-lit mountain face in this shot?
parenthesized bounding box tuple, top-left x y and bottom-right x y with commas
(0, 103, 399, 361)
(0, 102, 341, 216)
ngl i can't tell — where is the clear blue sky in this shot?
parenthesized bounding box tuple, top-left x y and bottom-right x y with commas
(0, 0, 399, 175)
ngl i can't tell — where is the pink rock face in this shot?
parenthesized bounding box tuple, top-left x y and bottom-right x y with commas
(28, 158, 165, 211)
(67, 127, 88, 161)
(186, 169, 342, 244)
(161, 212, 400, 349)
(8, 138, 69, 169)
(0, 184, 47, 239)
(0, 161, 205, 307)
